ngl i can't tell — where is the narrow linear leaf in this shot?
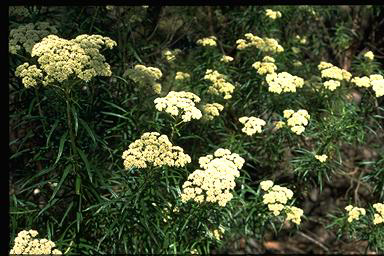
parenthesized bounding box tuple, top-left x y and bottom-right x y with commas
(101, 111, 130, 120)
(48, 164, 72, 203)
(79, 118, 96, 146)
(71, 105, 79, 136)
(46, 119, 60, 147)
(76, 147, 92, 183)
(54, 132, 68, 165)
(103, 100, 128, 113)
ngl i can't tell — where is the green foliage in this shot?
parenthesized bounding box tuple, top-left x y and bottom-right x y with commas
(9, 5, 384, 254)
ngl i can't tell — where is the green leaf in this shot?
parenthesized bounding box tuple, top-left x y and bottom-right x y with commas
(71, 105, 79, 136)
(46, 119, 60, 147)
(101, 111, 130, 120)
(75, 175, 81, 195)
(76, 147, 92, 183)
(102, 100, 128, 113)
(48, 164, 72, 203)
(59, 202, 74, 227)
(79, 118, 96, 146)
(54, 132, 68, 165)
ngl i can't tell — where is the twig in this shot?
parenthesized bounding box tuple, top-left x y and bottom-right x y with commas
(297, 231, 330, 252)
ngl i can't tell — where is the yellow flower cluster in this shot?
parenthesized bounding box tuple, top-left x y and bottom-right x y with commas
(162, 48, 181, 62)
(134, 64, 163, 80)
(266, 72, 304, 94)
(238, 116, 266, 136)
(210, 226, 225, 240)
(283, 109, 310, 135)
(9, 22, 58, 54)
(202, 103, 224, 120)
(265, 9, 282, 20)
(260, 180, 303, 224)
(154, 91, 202, 122)
(122, 132, 191, 169)
(345, 205, 366, 223)
(364, 51, 374, 61)
(204, 69, 235, 99)
(351, 74, 384, 97)
(180, 148, 245, 207)
(196, 36, 217, 47)
(373, 203, 384, 225)
(236, 33, 284, 53)
(15, 34, 116, 87)
(317, 61, 351, 91)
(15, 63, 43, 88)
(293, 60, 303, 67)
(175, 71, 191, 80)
(220, 55, 234, 63)
(295, 35, 307, 45)
(125, 64, 163, 94)
(252, 56, 277, 75)
(371, 76, 384, 97)
(285, 206, 304, 225)
(274, 121, 286, 130)
(315, 154, 328, 163)
(10, 229, 62, 255)
(9, 6, 30, 17)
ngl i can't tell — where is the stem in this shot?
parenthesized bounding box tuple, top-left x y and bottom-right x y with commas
(66, 97, 77, 156)
(34, 87, 48, 134)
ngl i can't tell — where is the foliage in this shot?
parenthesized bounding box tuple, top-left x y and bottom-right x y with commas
(9, 5, 384, 254)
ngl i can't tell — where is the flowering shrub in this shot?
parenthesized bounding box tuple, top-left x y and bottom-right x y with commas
(9, 5, 384, 255)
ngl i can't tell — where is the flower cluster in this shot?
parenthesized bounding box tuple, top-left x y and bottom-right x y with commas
(283, 109, 310, 135)
(9, 22, 58, 54)
(162, 48, 181, 62)
(315, 154, 328, 163)
(204, 69, 235, 99)
(236, 33, 284, 53)
(351, 74, 384, 97)
(9, 229, 62, 255)
(125, 64, 163, 94)
(202, 103, 224, 120)
(364, 51, 374, 61)
(220, 55, 234, 63)
(317, 61, 352, 91)
(260, 180, 303, 224)
(154, 91, 202, 122)
(122, 132, 191, 170)
(180, 148, 245, 207)
(15, 63, 43, 88)
(265, 9, 282, 20)
(175, 71, 191, 80)
(196, 36, 217, 47)
(210, 226, 225, 240)
(239, 116, 266, 136)
(373, 203, 384, 225)
(9, 6, 30, 17)
(345, 205, 366, 223)
(252, 56, 277, 75)
(295, 35, 307, 45)
(265, 72, 304, 93)
(15, 34, 116, 87)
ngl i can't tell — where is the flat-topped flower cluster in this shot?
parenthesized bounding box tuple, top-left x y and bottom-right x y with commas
(204, 69, 235, 99)
(9, 22, 58, 54)
(10, 229, 62, 255)
(180, 148, 245, 207)
(266, 71, 304, 94)
(154, 91, 202, 122)
(15, 34, 116, 87)
(239, 116, 266, 136)
(122, 132, 191, 169)
(260, 180, 303, 224)
(236, 33, 284, 53)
